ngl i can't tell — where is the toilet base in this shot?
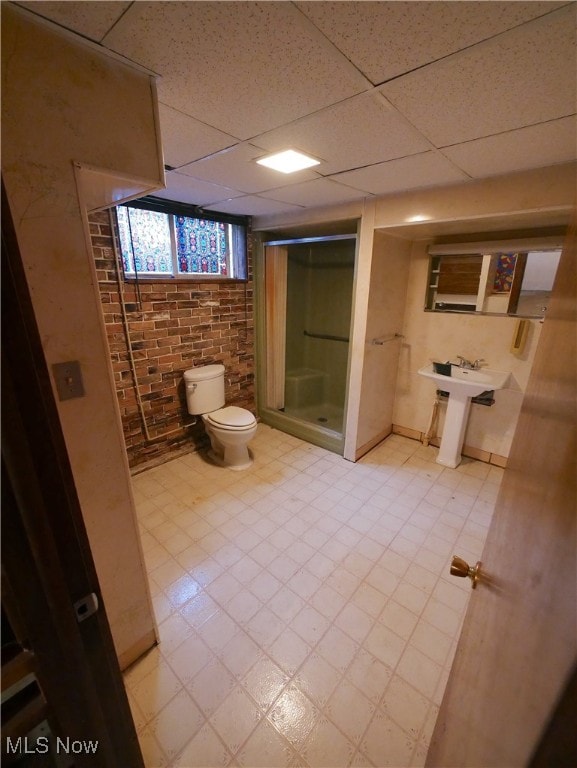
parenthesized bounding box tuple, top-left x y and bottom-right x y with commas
(207, 446, 253, 471)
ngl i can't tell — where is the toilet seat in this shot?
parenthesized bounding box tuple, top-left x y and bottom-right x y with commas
(205, 406, 256, 430)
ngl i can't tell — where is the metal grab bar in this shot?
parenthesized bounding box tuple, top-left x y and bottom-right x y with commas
(304, 330, 349, 343)
(371, 333, 404, 345)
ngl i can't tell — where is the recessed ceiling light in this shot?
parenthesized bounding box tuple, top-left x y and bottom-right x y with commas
(406, 214, 431, 222)
(256, 149, 320, 174)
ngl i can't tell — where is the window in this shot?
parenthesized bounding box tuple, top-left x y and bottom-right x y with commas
(116, 197, 248, 280)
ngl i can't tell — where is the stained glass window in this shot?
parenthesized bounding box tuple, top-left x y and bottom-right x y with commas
(115, 200, 246, 280)
(175, 217, 228, 275)
(117, 206, 173, 274)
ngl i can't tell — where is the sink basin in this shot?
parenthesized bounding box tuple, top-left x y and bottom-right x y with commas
(418, 363, 510, 468)
(418, 363, 510, 398)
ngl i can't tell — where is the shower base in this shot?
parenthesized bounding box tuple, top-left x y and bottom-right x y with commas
(283, 402, 344, 433)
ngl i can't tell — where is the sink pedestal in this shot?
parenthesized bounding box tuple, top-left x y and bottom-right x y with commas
(418, 363, 510, 470)
(437, 392, 472, 468)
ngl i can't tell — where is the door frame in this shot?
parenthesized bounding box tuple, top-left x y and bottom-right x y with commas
(2, 181, 144, 766)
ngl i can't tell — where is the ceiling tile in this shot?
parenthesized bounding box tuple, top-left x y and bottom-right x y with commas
(152, 171, 243, 207)
(296, 1, 563, 84)
(17, 1, 131, 41)
(102, 1, 365, 139)
(204, 195, 303, 217)
(381, 5, 576, 147)
(260, 178, 368, 208)
(158, 103, 237, 168)
(443, 117, 577, 178)
(177, 144, 320, 194)
(253, 92, 431, 175)
(331, 152, 468, 196)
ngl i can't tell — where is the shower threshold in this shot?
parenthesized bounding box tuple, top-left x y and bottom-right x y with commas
(282, 402, 344, 434)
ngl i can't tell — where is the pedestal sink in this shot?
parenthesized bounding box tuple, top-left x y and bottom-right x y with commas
(418, 363, 510, 468)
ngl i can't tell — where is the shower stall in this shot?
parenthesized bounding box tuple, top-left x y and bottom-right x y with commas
(258, 235, 356, 454)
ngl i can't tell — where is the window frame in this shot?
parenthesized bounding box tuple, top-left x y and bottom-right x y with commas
(115, 196, 249, 283)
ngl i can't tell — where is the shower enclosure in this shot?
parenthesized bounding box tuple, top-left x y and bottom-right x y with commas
(258, 235, 356, 454)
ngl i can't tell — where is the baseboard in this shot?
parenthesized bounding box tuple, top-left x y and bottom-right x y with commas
(355, 427, 393, 460)
(393, 424, 508, 468)
(392, 424, 422, 441)
(117, 629, 158, 672)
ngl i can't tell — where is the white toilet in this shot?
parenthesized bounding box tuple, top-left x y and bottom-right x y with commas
(184, 364, 257, 470)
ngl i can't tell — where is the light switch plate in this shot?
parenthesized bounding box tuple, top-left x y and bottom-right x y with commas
(52, 360, 85, 401)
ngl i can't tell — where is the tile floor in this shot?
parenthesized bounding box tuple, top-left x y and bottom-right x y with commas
(125, 425, 502, 768)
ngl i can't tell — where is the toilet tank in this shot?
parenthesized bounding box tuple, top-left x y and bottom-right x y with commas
(184, 364, 225, 414)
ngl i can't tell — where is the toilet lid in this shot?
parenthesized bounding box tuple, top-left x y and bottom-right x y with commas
(207, 406, 256, 428)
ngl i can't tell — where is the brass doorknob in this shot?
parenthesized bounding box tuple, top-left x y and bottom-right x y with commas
(450, 555, 482, 589)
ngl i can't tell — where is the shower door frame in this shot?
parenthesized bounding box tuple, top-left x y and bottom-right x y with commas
(255, 233, 358, 455)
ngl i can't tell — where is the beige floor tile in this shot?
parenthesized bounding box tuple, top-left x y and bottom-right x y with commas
(363, 624, 406, 669)
(295, 654, 343, 709)
(248, 570, 282, 601)
(421, 597, 463, 638)
(268, 586, 306, 623)
(268, 627, 312, 676)
(224, 588, 262, 624)
(151, 688, 205, 760)
(165, 632, 213, 686)
(334, 603, 374, 644)
(302, 716, 357, 767)
(242, 657, 290, 712)
(209, 686, 262, 754)
(409, 620, 453, 667)
(130, 659, 183, 722)
(316, 626, 359, 673)
(291, 605, 331, 646)
(310, 584, 347, 620)
(344, 649, 392, 705)
(188, 658, 236, 717)
(381, 676, 431, 740)
(139, 726, 169, 767)
(219, 630, 262, 680)
(378, 600, 419, 641)
(172, 722, 232, 767)
(360, 709, 416, 767)
(325, 680, 375, 745)
(127, 426, 500, 768)
(268, 685, 319, 750)
(165, 574, 202, 609)
(197, 609, 241, 653)
(396, 646, 443, 700)
(236, 718, 297, 768)
(179, 591, 219, 629)
(245, 605, 285, 648)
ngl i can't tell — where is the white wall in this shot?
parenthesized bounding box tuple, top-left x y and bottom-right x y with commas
(355, 232, 411, 455)
(2, 7, 164, 666)
(394, 240, 543, 458)
(258, 164, 574, 463)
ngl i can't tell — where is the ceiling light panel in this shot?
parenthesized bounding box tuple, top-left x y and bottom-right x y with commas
(253, 92, 430, 175)
(256, 150, 321, 174)
(178, 144, 319, 194)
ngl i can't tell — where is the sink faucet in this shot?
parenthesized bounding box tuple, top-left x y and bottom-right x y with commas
(456, 356, 486, 370)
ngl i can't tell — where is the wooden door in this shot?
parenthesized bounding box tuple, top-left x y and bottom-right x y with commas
(1, 183, 145, 766)
(426, 225, 576, 767)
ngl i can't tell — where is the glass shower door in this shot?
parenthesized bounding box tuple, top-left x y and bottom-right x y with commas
(262, 235, 356, 446)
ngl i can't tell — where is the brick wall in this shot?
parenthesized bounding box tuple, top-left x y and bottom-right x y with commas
(89, 210, 255, 468)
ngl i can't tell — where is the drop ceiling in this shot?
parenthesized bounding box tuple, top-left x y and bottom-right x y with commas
(14, 1, 577, 222)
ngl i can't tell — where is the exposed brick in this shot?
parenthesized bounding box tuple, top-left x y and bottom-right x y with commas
(91, 211, 255, 468)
